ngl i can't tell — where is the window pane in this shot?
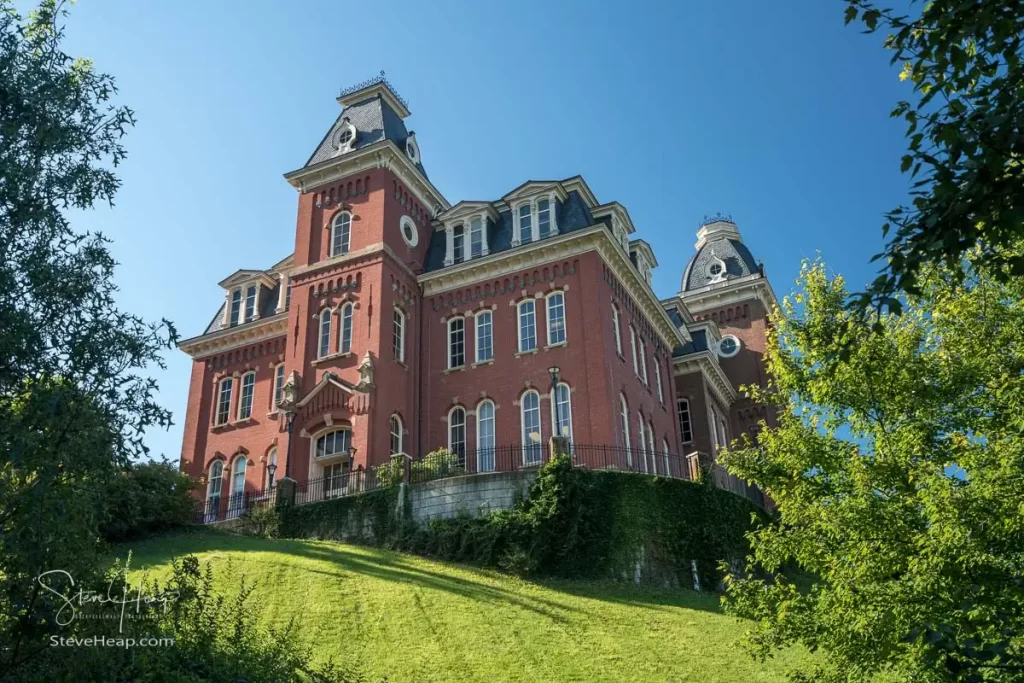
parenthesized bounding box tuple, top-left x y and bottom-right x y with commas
(519, 301, 536, 352)
(449, 318, 465, 368)
(340, 305, 353, 353)
(519, 205, 532, 244)
(244, 286, 256, 322)
(319, 309, 332, 358)
(217, 379, 233, 425)
(452, 225, 465, 264)
(390, 416, 402, 455)
(238, 373, 254, 419)
(554, 384, 572, 440)
(332, 214, 351, 256)
(547, 293, 566, 345)
(449, 408, 466, 465)
(230, 290, 241, 326)
(522, 392, 542, 465)
(274, 365, 285, 407)
(478, 402, 495, 472)
(537, 199, 551, 238)
(476, 312, 493, 362)
(393, 309, 405, 362)
(678, 399, 693, 443)
(470, 217, 484, 258)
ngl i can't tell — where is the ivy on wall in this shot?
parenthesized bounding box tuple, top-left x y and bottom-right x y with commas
(273, 456, 766, 591)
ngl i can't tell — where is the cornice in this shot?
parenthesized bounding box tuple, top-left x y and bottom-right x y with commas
(284, 140, 450, 217)
(673, 350, 738, 406)
(178, 313, 288, 359)
(288, 242, 419, 286)
(681, 275, 778, 315)
(418, 225, 686, 348)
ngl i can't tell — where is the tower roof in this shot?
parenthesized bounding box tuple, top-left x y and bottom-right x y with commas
(680, 215, 760, 293)
(301, 72, 427, 178)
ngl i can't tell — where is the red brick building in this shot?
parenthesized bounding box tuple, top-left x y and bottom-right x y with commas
(177, 76, 777, 517)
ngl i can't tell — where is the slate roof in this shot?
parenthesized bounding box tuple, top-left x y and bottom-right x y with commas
(303, 94, 427, 178)
(422, 190, 597, 272)
(673, 328, 709, 358)
(680, 234, 760, 292)
(203, 281, 283, 335)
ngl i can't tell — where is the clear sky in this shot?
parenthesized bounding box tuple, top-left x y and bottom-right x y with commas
(59, 0, 912, 462)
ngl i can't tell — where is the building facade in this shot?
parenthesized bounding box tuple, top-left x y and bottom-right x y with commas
(177, 76, 777, 516)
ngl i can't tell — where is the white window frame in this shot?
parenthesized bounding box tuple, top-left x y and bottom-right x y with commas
(206, 460, 223, 518)
(678, 398, 694, 444)
(475, 310, 493, 363)
(229, 288, 242, 327)
(339, 302, 354, 354)
(273, 363, 285, 409)
(629, 325, 639, 375)
(654, 357, 663, 402)
(318, 308, 332, 358)
(517, 203, 533, 245)
(393, 307, 406, 363)
(448, 406, 467, 463)
(512, 194, 559, 246)
(611, 304, 622, 355)
(228, 455, 247, 519)
(476, 399, 496, 472)
(448, 317, 465, 369)
(521, 390, 543, 465)
(647, 421, 656, 474)
(244, 285, 257, 322)
(215, 377, 233, 426)
(639, 341, 649, 385)
(330, 212, 352, 257)
(662, 438, 671, 478)
(237, 371, 255, 420)
(545, 291, 567, 347)
(637, 415, 647, 473)
(452, 224, 465, 264)
(536, 198, 552, 239)
(390, 414, 403, 455)
(620, 394, 632, 464)
(518, 299, 537, 352)
(550, 382, 573, 441)
(469, 216, 485, 258)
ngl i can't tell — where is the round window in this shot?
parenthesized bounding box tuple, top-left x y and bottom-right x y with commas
(709, 262, 723, 276)
(400, 216, 418, 248)
(717, 335, 740, 358)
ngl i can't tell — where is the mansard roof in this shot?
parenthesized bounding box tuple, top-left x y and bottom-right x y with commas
(301, 74, 427, 178)
(680, 218, 760, 293)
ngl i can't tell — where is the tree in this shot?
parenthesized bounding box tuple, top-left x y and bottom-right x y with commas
(842, 0, 1024, 314)
(721, 251, 1024, 681)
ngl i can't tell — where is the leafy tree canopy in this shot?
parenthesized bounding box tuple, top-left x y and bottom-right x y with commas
(843, 0, 1024, 314)
(722, 247, 1024, 681)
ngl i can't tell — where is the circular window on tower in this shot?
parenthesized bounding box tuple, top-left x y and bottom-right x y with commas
(717, 335, 741, 358)
(400, 216, 418, 248)
(709, 262, 723, 276)
(334, 119, 357, 154)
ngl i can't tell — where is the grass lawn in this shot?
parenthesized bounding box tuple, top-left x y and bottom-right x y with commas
(118, 530, 810, 682)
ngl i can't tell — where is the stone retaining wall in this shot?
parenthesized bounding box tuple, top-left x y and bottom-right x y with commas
(408, 470, 537, 523)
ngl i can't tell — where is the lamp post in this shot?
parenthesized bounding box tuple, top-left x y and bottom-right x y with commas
(548, 365, 561, 437)
(283, 410, 295, 480)
(266, 461, 277, 490)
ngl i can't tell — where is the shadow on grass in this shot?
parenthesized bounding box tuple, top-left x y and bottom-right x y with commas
(120, 529, 724, 620)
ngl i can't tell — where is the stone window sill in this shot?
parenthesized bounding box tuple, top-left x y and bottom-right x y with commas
(471, 359, 494, 368)
(443, 365, 466, 375)
(312, 351, 353, 366)
(233, 417, 254, 427)
(514, 348, 539, 358)
(543, 341, 567, 352)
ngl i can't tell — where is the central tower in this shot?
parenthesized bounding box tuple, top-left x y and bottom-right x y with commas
(279, 73, 449, 483)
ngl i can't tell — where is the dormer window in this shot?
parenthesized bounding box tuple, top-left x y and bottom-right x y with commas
(469, 217, 484, 258)
(229, 289, 242, 327)
(452, 224, 465, 264)
(512, 194, 559, 247)
(243, 285, 257, 322)
(333, 118, 356, 154)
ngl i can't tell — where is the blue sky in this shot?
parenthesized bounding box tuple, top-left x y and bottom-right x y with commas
(60, 0, 911, 461)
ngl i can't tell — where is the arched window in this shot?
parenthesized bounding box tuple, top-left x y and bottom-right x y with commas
(237, 371, 255, 420)
(551, 382, 572, 441)
(537, 198, 552, 239)
(517, 300, 536, 352)
(227, 456, 246, 519)
(662, 438, 671, 478)
(647, 421, 656, 474)
(611, 304, 622, 355)
(654, 357, 664, 403)
(393, 307, 406, 362)
(390, 414, 404, 456)
(619, 394, 631, 463)
(244, 285, 257, 322)
(266, 448, 278, 489)
(521, 390, 542, 465)
(637, 415, 647, 473)
(469, 216, 485, 258)
(546, 291, 566, 346)
(518, 204, 533, 244)
(629, 325, 639, 375)
(331, 213, 351, 257)
(677, 398, 693, 444)
(215, 377, 233, 426)
(315, 428, 352, 497)
(318, 308, 332, 358)
(205, 460, 223, 521)
(448, 406, 466, 465)
(339, 303, 353, 354)
(273, 363, 285, 409)
(448, 317, 465, 369)
(475, 311, 493, 362)
(452, 224, 465, 264)
(477, 400, 496, 472)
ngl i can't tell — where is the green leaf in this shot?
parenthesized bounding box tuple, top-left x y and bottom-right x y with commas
(844, 5, 858, 25)
(901, 155, 913, 173)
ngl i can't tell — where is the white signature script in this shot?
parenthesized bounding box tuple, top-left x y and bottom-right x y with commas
(37, 570, 178, 632)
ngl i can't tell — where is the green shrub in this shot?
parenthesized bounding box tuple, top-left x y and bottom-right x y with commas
(409, 448, 464, 483)
(101, 460, 196, 542)
(240, 504, 280, 538)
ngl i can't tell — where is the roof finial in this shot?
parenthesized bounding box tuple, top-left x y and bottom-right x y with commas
(700, 212, 734, 228)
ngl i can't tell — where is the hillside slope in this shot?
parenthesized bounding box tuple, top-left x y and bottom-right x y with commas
(120, 530, 809, 682)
